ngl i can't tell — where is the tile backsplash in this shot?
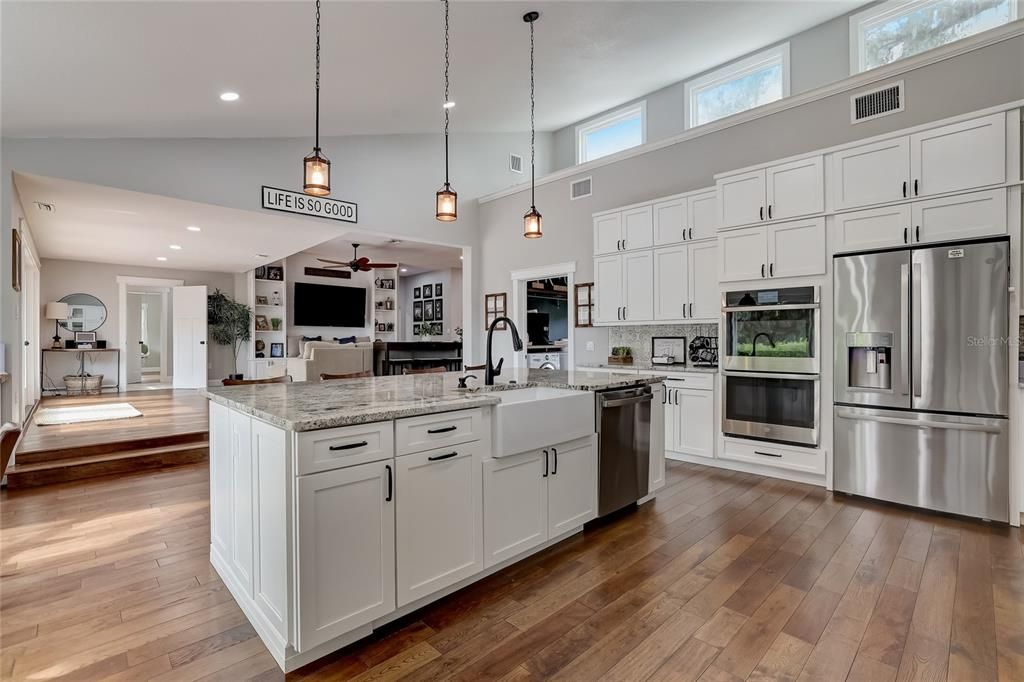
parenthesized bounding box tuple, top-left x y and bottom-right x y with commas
(608, 324, 718, 364)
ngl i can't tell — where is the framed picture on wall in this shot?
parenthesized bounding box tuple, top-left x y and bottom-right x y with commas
(270, 342, 284, 358)
(484, 292, 507, 330)
(423, 284, 433, 298)
(255, 315, 270, 331)
(414, 286, 421, 299)
(424, 300, 435, 321)
(413, 323, 421, 336)
(434, 299, 443, 321)
(413, 301, 423, 321)
(435, 283, 443, 297)
(265, 266, 284, 281)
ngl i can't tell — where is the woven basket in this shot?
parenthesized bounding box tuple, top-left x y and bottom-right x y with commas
(63, 374, 103, 396)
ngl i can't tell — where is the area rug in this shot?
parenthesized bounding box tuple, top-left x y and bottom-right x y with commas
(34, 403, 143, 426)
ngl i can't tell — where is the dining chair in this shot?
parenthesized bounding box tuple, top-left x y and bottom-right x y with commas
(222, 375, 293, 386)
(403, 366, 446, 375)
(320, 370, 373, 381)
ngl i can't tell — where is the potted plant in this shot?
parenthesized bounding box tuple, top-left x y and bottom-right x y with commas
(270, 317, 282, 331)
(208, 289, 252, 380)
(608, 346, 634, 365)
(418, 323, 433, 340)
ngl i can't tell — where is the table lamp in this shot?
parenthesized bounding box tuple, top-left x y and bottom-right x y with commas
(45, 301, 70, 349)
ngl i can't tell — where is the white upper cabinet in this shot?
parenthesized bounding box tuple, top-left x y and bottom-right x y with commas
(831, 137, 910, 211)
(622, 206, 655, 251)
(718, 169, 766, 229)
(910, 112, 1005, 198)
(593, 254, 624, 324)
(622, 250, 654, 322)
(653, 245, 687, 321)
(768, 218, 826, 279)
(688, 189, 719, 241)
(653, 198, 686, 246)
(687, 241, 720, 321)
(832, 204, 912, 254)
(593, 213, 623, 255)
(912, 188, 1007, 244)
(767, 156, 824, 221)
(719, 225, 769, 282)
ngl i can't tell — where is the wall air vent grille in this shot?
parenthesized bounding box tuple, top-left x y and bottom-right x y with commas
(570, 176, 593, 200)
(851, 81, 904, 124)
(509, 153, 523, 173)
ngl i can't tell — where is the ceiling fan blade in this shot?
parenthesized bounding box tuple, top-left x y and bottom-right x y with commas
(356, 257, 371, 265)
(358, 264, 373, 272)
(316, 258, 348, 265)
(367, 262, 399, 269)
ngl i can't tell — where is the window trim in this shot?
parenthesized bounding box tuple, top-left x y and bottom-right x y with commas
(849, 0, 1020, 74)
(575, 101, 647, 164)
(683, 43, 791, 130)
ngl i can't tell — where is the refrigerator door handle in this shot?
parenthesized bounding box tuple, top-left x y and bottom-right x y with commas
(899, 263, 910, 396)
(834, 407, 1004, 434)
(911, 261, 922, 399)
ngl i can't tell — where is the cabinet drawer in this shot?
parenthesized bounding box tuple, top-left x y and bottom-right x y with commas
(663, 373, 714, 391)
(395, 408, 484, 455)
(719, 438, 824, 475)
(296, 421, 394, 475)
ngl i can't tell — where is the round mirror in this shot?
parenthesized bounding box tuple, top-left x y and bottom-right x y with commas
(57, 293, 107, 333)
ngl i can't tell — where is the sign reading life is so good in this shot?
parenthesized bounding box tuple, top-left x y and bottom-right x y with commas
(261, 186, 358, 223)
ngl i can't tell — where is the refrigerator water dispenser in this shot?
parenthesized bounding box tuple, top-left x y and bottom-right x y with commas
(846, 332, 893, 391)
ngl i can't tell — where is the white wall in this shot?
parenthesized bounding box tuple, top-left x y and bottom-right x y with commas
(37, 259, 235, 387)
(285, 252, 374, 344)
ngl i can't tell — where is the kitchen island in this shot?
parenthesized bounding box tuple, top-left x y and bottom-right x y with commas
(201, 369, 664, 672)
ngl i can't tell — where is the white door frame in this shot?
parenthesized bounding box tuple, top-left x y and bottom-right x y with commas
(509, 262, 576, 370)
(116, 276, 184, 391)
(19, 226, 40, 418)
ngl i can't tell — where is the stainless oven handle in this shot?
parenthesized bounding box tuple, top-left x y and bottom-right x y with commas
(722, 371, 819, 381)
(722, 303, 820, 313)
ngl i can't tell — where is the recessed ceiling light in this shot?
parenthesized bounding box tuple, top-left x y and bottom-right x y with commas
(443, 101, 455, 109)
(219, 92, 240, 102)
(186, 225, 201, 232)
(156, 256, 168, 261)
(459, 255, 464, 260)
(169, 244, 182, 250)
(401, 268, 408, 273)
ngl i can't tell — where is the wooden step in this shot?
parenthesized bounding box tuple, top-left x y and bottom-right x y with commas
(5, 442, 208, 488)
(14, 430, 209, 465)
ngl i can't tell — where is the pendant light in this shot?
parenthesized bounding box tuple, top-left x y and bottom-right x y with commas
(435, 0, 457, 221)
(523, 11, 542, 239)
(303, 0, 330, 196)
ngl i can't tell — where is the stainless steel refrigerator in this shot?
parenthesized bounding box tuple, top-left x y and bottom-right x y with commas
(833, 237, 1010, 522)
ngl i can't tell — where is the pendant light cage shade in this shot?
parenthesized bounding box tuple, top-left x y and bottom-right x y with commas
(523, 206, 543, 238)
(436, 183, 458, 222)
(303, 149, 331, 197)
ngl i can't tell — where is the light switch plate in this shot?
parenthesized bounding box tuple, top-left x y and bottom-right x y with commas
(586, 341, 595, 351)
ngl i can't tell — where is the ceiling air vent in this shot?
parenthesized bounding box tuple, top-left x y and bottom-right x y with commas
(851, 80, 904, 124)
(509, 153, 523, 174)
(570, 176, 593, 200)
(33, 201, 55, 213)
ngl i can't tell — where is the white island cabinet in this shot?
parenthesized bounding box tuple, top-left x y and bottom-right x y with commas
(204, 372, 666, 673)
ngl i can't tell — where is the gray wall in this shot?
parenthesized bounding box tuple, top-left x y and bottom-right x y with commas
(551, 3, 875, 170)
(479, 36, 1024, 364)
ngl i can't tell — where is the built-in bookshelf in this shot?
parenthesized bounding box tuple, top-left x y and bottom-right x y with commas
(371, 269, 400, 341)
(248, 259, 288, 378)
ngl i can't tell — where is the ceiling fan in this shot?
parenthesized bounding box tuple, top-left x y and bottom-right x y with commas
(317, 243, 398, 272)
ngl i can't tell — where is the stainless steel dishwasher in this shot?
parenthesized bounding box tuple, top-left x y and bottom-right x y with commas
(596, 385, 653, 516)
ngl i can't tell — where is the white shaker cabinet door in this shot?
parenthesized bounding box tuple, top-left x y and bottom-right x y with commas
(649, 385, 666, 493)
(687, 189, 719, 241)
(593, 213, 623, 256)
(832, 204, 911, 254)
(623, 250, 654, 322)
(483, 450, 547, 568)
(228, 409, 254, 595)
(717, 169, 766, 229)
(910, 112, 1005, 197)
(912, 188, 1007, 245)
(653, 245, 687, 321)
(687, 240, 720, 321)
(830, 136, 910, 211)
(719, 225, 768, 283)
(396, 443, 483, 607)
(622, 206, 655, 251)
(594, 255, 624, 324)
(767, 218, 826, 280)
(209, 402, 233, 562)
(766, 156, 823, 221)
(296, 460, 396, 652)
(676, 389, 715, 459)
(547, 436, 598, 537)
(653, 198, 686, 246)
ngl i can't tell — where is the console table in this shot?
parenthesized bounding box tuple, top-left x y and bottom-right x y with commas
(41, 348, 121, 395)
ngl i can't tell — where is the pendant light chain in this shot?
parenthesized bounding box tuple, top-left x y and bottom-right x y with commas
(443, 0, 450, 184)
(529, 15, 536, 209)
(434, 0, 457, 221)
(314, 0, 321, 151)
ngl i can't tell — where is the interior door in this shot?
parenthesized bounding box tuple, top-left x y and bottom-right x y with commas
(126, 294, 143, 384)
(912, 240, 1008, 416)
(172, 285, 208, 388)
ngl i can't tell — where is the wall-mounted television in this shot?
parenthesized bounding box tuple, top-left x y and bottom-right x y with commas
(294, 282, 366, 328)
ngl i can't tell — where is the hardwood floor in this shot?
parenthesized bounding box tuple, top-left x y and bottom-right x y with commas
(1, 460, 1021, 681)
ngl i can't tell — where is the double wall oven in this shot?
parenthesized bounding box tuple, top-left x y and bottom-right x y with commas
(721, 286, 820, 446)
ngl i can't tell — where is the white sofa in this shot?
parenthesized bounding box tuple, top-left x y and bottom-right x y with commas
(285, 340, 374, 382)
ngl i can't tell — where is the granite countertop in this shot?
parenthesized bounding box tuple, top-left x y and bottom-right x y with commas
(201, 369, 662, 432)
(578, 362, 719, 374)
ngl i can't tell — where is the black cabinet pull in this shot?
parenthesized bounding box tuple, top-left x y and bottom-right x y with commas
(329, 440, 368, 451)
(552, 448, 558, 475)
(915, 225, 920, 242)
(623, 306, 627, 319)
(914, 179, 919, 195)
(903, 227, 908, 244)
(689, 302, 693, 318)
(759, 206, 764, 221)
(385, 465, 393, 501)
(428, 451, 458, 462)
(769, 263, 774, 278)
(761, 263, 766, 278)
(754, 450, 783, 458)
(902, 181, 907, 198)
(543, 449, 549, 477)
(662, 389, 667, 404)
(768, 204, 773, 219)
(689, 227, 693, 240)
(427, 425, 457, 434)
